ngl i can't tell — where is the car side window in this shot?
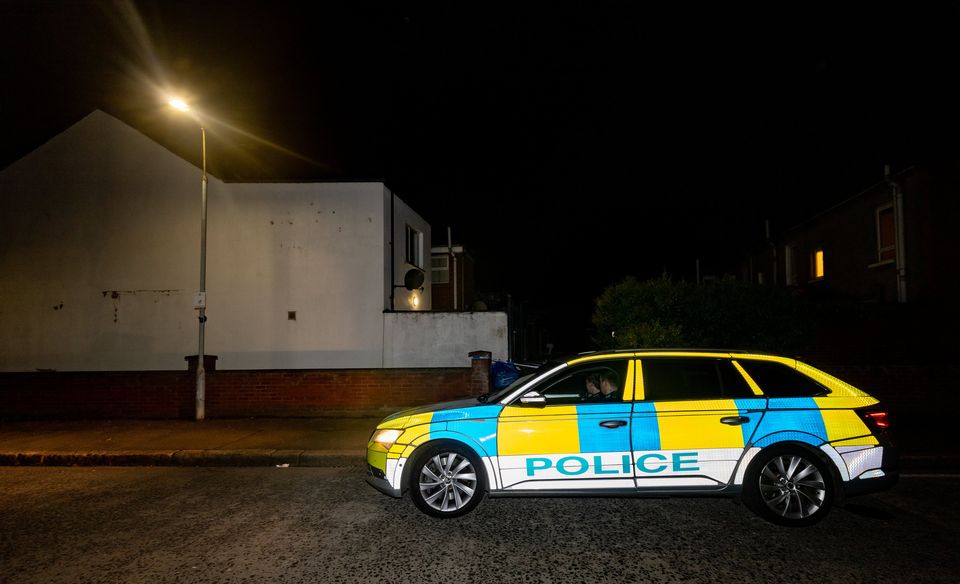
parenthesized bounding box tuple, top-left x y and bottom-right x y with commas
(736, 360, 830, 397)
(641, 358, 753, 401)
(535, 360, 629, 405)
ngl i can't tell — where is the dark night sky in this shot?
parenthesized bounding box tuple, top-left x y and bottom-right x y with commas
(4, 1, 960, 350)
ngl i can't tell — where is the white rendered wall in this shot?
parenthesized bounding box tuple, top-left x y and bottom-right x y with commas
(208, 181, 387, 369)
(0, 111, 433, 371)
(383, 312, 508, 367)
(385, 186, 432, 312)
(0, 111, 200, 371)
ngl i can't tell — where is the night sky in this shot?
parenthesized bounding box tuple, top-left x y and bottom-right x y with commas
(4, 1, 959, 350)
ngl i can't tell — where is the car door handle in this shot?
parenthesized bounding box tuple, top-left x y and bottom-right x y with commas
(599, 420, 627, 429)
(720, 416, 750, 426)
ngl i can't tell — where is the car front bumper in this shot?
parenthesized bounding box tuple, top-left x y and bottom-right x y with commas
(366, 465, 402, 498)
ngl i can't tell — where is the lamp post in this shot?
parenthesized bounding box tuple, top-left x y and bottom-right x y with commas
(170, 98, 208, 421)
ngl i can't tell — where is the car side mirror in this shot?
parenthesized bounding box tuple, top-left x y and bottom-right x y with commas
(519, 391, 546, 407)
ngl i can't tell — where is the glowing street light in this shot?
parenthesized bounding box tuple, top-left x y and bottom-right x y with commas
(168, 98, 190, 112)
(169, 97, 209, 421)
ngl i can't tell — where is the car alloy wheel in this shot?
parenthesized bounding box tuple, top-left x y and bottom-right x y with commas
(758, 454, 826, 520)
(409, 442, 486, 518)
(419, 452, 477, 512)
(743, 445, 834, 527)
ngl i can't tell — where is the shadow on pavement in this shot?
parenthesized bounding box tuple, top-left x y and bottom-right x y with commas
(840, 503, 896, 521)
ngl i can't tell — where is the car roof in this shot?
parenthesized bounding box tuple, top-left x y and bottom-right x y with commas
(569, 348, 776, 358)
(560, 349, 792, 366)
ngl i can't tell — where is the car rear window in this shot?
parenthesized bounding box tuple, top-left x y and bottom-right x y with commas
(641, 358, 754, 401)
(736, 360, 830, 397)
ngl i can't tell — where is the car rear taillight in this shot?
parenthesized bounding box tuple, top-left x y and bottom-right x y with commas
(860, 410, 891, 432)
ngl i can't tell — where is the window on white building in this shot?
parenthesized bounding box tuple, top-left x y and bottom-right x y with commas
(405, 225, 422, 268)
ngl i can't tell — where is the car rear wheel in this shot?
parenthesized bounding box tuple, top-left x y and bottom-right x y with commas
(743, 445, 834, 527)
(409, 442, 485, 518)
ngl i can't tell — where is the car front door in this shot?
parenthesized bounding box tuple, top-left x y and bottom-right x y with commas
(496, 358, 635, 491)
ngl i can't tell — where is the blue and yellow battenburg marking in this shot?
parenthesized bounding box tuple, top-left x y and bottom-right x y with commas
(368, 357, 885, 492)
(368, 404, 504, 490)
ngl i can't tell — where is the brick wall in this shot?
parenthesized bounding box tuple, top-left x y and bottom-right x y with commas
(813, 363, 960, 418)
(6, 359, 944, 424)
(0, 365, 490, 420)
(0, 371, 195, 419)
(207, 368, 485, 417)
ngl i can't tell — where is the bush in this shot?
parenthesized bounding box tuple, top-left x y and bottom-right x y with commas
(591, 275, 812, 353)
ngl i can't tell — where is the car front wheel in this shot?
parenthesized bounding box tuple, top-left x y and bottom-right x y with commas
(408, 443, 485, 518)
(743, 445, 834, 527)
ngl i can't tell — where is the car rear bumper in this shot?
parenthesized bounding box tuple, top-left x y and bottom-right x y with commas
(843, 469, 899, 497)
(843, 443, 899, 497)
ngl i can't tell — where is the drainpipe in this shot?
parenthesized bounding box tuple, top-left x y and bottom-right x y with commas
(766, 219, 777, 286)
(887, 167, 908, 302)
(507, 293, 513, 360)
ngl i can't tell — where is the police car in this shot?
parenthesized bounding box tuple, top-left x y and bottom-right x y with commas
(366, 350, 897, 526)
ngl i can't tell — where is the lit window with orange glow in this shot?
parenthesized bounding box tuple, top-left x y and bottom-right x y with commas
(812, 249, 825, 280)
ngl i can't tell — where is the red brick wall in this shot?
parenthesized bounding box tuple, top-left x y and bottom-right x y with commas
(0, 366, 489, 420)
(9, 360, 944, 423)
(207, 368, 485, 417)
(812, 363, 960, 418)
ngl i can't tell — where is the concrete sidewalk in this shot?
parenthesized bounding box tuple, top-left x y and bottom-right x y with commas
(0, 418, 379, 467)
(1, 417, 957, 472)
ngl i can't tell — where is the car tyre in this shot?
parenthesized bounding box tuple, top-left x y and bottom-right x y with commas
(408, 442, 485, 518)
(743, 444, 834, 527)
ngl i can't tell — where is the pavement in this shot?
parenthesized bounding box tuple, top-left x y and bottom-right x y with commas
(0, 416, 957, 471)
(0, 418, 378, 467)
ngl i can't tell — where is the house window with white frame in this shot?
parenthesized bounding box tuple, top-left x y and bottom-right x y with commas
(405, 225, 423, 268)
(875, 204, 896, 264)
(431, 255, 449, 284)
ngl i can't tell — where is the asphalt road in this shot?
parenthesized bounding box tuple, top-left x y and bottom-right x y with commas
(1, 467, 957, 584)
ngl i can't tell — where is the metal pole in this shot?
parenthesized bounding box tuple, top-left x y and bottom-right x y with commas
(389, 192, 395, 311)
(448, 227, 457, 311)
(196, 127, 208, 421)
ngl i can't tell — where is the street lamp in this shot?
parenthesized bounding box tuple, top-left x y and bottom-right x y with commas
(169, 98, 208, 421)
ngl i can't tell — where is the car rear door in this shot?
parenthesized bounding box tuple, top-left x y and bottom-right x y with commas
(631, 356, 764, 490)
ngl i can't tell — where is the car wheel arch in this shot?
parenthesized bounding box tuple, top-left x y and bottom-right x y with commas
(400, 436, 492, 495)
(751, 430, 825, 449)
(746, 440, 845, 500)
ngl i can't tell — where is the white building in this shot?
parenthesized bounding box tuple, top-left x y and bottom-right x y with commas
(0, 111, 506, 372)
